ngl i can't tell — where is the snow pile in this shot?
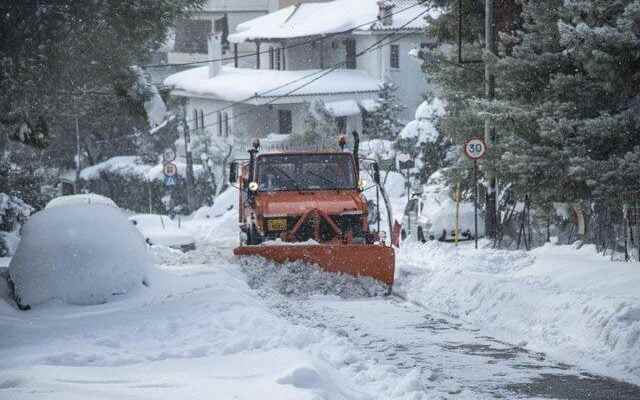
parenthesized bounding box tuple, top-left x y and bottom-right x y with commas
(80, 156, 204, 183)
(45, 193, 118, 209)
(9, 205, 152, 307)
(129, 214, 195, 248)
(396, 241, 640, 383)
(241, 256, 388, 298)
(417, 169, 484, 237)
(185, 188, 238, 243)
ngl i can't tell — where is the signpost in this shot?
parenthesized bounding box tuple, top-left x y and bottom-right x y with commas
(397, 153, 415, 236)
(163, 161, 178, 178)
(464, 137, 487, 249)
(163, 148, 176, 164)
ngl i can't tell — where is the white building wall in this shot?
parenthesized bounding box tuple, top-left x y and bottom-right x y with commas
(356, 33, 426, 122)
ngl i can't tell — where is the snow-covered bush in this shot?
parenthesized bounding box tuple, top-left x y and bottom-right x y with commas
(8, 204, 152, 308)
(0, 192, 33, 256)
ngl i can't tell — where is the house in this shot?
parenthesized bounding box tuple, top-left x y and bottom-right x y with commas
(164, 0, 437, 153)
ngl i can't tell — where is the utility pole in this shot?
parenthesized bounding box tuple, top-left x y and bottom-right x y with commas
(75, 116, 81, 194)
(183, 117, 194, 213)
(484, 0, 497, 239)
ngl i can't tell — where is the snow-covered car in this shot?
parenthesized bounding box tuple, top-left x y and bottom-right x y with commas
(401, 170, 483, 242)
(45, 193, 118, 209)
(129, 214, 196, 252)
(8, 204, 152, 309)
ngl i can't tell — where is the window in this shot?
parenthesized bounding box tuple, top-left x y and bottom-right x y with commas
(217, 112, 222, 136)
(336, 117, 347, 134)
(257, 154, 356, 192)
(193, 109, 199, 129)
(199, 110, 204, 131)
(390, 44, 400, 69)
(223, 112, 229, 137)
(278, 110, 292, 134)
(345, 39, 356, 69)
(269, 47, 275, 69)
(275, 48, 281, 70)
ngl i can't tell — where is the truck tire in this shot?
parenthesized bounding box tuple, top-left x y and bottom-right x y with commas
(246, 225, 263, 245)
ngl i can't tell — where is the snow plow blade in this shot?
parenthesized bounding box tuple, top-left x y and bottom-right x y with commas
(234, 244, 395, 287)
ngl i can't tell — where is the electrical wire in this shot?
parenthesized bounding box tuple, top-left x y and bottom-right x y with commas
(50, 4, 432, 153)
(141, 1, 429, 69)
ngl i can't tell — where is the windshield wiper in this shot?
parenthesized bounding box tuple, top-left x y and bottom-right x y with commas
(270, 165, 302, 192)
(306, 170, 340, 189)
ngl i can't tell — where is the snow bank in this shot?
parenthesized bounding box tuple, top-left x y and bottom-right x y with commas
(185, 188, 239, 243)
(241, 257, 388, 298)
(80, 156, 204, 183)
(79, 156, 151, 181)
(9, 205, 152, 307)
(396, 241, 640, 383)
(417, 169, 484, 237)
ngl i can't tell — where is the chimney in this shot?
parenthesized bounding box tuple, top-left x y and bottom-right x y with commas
(377, 1, 394, 27)
(208, 33, 222, 78)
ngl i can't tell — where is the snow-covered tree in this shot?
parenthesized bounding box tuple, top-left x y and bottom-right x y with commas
(363, 79, 406, 139)
(0, 0, 204, 159)
(423, 0, 640, 213)
(395, 98, 451, 184)
(291, 100, 338, 146)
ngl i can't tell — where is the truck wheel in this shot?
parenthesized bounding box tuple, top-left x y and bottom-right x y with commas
(417, 226, 426, 243)
(246, 226, 263, 245)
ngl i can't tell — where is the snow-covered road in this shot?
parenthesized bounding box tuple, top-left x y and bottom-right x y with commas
(1, 205, 640, 399)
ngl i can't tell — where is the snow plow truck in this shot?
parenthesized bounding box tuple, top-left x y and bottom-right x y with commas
(229, 136, 396, 290)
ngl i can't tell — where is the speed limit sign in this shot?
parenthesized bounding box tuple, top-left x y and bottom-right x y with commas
(163, 162, 178, 177)
(464, 137, 487, 160)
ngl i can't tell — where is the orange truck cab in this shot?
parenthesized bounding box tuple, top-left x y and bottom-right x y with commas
(229, 139, 396, 288)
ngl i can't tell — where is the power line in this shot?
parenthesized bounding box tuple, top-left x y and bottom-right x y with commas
(141, 1, 428, 69)
(192, 8, 431, 135)
(51, 5, 431, 154)
(175, 4, 433, 129)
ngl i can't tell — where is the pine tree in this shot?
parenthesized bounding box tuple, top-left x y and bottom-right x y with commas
(423, 0, 640, 213)
(0, 0, 205, 156)
(363, 79, 406, 139)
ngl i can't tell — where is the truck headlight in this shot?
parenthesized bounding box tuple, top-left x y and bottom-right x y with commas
(248, 182, 259, 192)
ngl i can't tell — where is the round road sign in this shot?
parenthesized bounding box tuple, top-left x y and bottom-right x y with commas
(163, 162, 178, 177)
(163, 148, 176, 163)
(464, 137, 487, 160)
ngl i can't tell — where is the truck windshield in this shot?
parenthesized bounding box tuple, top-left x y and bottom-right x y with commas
(257, 154, 357, 192)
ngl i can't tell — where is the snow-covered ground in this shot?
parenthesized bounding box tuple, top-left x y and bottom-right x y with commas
(396, 240, 640, 385)
(1, 187, 640, 399)
(0, 246, 428, 400)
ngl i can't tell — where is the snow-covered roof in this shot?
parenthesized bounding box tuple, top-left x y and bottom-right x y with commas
(164, 66, 381, 104)
(228, 0, 438, 43)
(324, 100, 361, 117)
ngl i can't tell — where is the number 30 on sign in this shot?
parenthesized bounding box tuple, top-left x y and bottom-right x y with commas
(464, 137, 487, 160)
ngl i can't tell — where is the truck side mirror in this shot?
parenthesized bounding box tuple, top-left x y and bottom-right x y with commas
(229, 161, 237, 184)
(372, 163, 381, 185)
